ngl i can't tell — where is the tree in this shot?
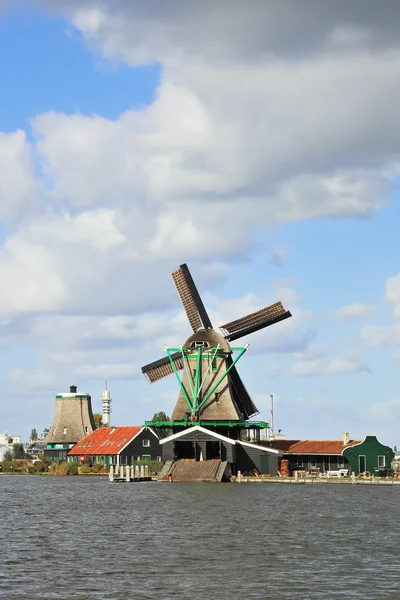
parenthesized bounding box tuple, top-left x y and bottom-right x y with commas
(151, 411, 170, 422)
(30, 428, 38, 441)
(12, 443, 25, 460)
(93, 413, 103, 429)
(3, 450, 12, 462)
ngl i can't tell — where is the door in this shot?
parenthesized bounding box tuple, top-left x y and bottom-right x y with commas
(358, 455, 366, 474)
(260, 454, 269, 474)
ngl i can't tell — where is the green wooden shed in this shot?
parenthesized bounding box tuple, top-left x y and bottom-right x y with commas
(342, 435, 394, 475)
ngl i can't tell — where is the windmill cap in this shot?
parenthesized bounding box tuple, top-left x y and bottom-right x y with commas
(183, 329, 231, 352)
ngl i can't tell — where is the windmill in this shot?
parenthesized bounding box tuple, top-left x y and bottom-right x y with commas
(142, 263, 292, 434)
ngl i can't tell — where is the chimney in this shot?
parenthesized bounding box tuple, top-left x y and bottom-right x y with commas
(70, 385, 77, 393)
(342, 432, 350, 446)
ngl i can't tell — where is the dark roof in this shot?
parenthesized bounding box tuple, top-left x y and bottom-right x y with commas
(261, 439, 361, 455)
(68, 426, 142, 455)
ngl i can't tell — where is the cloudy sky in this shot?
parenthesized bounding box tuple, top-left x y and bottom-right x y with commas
(1, 0, 399, 445)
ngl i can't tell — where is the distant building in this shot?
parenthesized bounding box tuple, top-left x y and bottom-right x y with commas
(67, 426, 162, 467)
(264, 433, 395, 475)
(45, 385, 95, 461)
(0, 433, 22, 461)
(263, 435, 360, 474)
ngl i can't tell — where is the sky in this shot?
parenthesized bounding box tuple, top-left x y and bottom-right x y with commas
(1, 0, 400, 445)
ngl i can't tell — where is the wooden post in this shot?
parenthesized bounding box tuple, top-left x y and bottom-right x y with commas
(109, 465, 114, 482)
(126, 465, 130, 482)
(295, 470, 298, 481)
(352, 472, 356, 484)
(237, 470, 242, 482)
(144, 465, 149, 479)
(135, 465, 140, 479)
(140, 465, 145, 479)
(130, 465, 134, 479)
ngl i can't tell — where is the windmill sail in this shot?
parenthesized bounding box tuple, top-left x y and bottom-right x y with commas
(226, 355, 259, 420)
(141, 352, 184, 383)
(171, 264, 213, 332)
(220, 301, 291, 342)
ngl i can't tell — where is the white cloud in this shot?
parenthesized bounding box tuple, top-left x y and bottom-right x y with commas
(325, 357, 371, 375)
(269, 243, 288, 266)
(276, 287, 301, 305)
(0, 130, 38, 221)
(292, 354, 370, 376)
(330, 303, 377, 321)
(3, 1, 400, 436)
(366, 398, 400, 422)
(359, 324, 400, 347)
(292, 360, 324, 377)
(386, 274, 400, 318)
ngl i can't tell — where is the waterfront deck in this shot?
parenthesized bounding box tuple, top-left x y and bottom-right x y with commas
(234, 474, 400, 485)
(108, 464, 154, 483)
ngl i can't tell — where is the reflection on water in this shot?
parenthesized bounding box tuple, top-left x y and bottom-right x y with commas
(0, 476, 399, 599)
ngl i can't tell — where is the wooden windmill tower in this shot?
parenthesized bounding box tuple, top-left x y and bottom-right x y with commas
(142, 264, 292, 442)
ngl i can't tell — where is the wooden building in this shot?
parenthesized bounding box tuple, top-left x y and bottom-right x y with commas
(264, 434, 395, 475)
(159, 425, 282, 478)
(67, 426, 161, 467)
(342, 436, 394, 475)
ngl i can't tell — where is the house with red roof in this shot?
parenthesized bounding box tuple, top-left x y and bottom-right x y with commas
(263, 432, 395, 475)
(262, 433, 361, 474)
(67, 426, 162, 468)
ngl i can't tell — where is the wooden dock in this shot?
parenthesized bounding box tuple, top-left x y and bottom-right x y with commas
(233, 471, 400, 485)
(108, 464, 154, 483)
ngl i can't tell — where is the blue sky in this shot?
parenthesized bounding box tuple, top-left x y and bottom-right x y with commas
(1, 1, 400, 446)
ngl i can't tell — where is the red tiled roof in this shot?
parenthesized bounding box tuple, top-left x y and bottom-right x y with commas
(262, 439, 361, 455)
(68, 426, 142, 456)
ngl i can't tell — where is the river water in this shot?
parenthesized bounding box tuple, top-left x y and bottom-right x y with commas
(0, 476, 399, 599)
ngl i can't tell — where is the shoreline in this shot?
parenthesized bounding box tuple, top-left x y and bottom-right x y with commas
(234, 476, 400, 485)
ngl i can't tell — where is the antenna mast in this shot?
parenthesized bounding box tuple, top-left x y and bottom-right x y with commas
(270, 394, 274, 438)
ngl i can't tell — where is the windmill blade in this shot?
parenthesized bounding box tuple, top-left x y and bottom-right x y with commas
(171, 263, 213, 332)
(226, 356, 259, 420)
(141, 352, 184, 383)
(220, 301, 291, 342)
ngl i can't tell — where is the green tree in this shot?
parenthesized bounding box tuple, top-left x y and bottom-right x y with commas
(93, 413, 103, 429)
(3, 450, 12, 462)
(30, 428, 38, 441)
(12, 443, 25, 459)
(151, 411, 170, 422)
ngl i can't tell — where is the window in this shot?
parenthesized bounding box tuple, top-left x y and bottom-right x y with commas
(142, 455, 151, 460)
(63, 427, 67, 435)
(215, 392, 220, 403)
(85, 427, 88, 434)
(378, 455, 385, 468)
(337, 456, 345, 468)
(143, 439, 150, 447)
(120, 455, 127, 465)
(212, 358, 217, 371)
(157, 456, 162, 462)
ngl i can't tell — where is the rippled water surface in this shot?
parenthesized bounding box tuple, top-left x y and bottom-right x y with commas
(0, 476, 399, 599)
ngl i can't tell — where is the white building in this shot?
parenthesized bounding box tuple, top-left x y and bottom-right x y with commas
(0, 433, 21, 461)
